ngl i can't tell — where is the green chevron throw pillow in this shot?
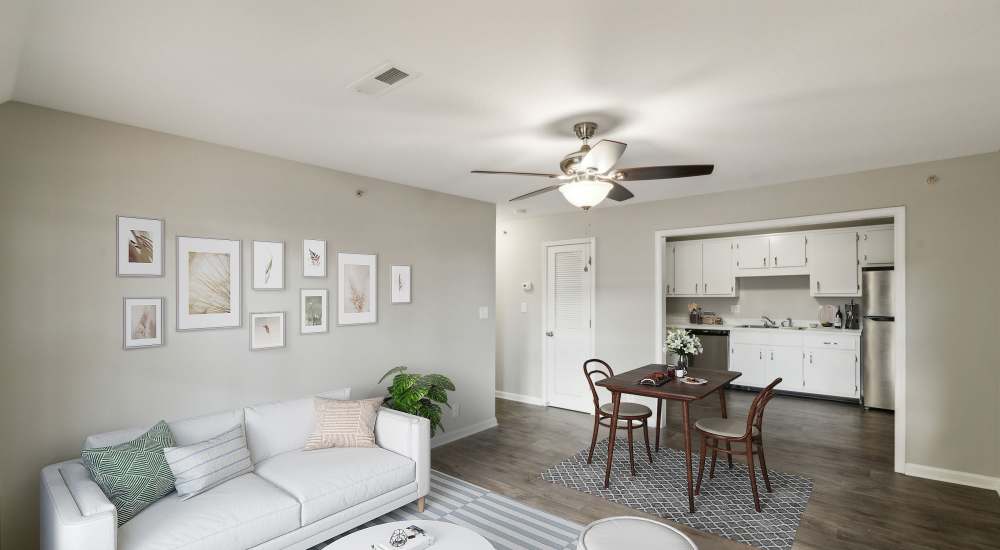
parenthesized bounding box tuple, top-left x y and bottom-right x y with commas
(81, 420, 177, 525)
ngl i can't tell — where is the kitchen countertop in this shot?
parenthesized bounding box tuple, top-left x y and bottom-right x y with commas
(666, 320, 862, 335)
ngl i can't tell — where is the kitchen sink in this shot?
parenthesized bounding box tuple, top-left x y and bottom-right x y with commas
(736, 324, 808, 330)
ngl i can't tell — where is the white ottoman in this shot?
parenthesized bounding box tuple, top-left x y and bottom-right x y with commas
(578, 516, 697, 550)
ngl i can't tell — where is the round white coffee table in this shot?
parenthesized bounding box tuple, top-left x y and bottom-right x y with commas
(578, 516, 697, 550)
(326, 520, 494, 549)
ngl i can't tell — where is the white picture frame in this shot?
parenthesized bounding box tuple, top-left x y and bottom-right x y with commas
(176, 236, 242, 330)
(250, 311, 286, 350)
(303, 239, 327, 277)
(338, 253, 377, 325)
(300, 289, 329, 334)
(116, 216, 164, 277)
(252, 241, 285, 290)
(123, 297, 164, 349)
(391, 265, 411, 304)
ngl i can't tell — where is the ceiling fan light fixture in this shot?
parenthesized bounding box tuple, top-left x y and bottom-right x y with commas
(558, 178, 613, 210)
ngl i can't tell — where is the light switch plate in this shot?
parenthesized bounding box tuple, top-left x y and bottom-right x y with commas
(478, 306, 489, 319)
(520, 302, 528, 313)
(730, 304, 741, 313)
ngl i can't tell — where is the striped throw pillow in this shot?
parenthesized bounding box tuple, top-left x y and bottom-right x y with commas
(163, 424, 253, 500)
(304, 397, 382, 450)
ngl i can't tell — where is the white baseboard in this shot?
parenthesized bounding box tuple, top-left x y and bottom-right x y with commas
(905, 462, 1000, 496)
(430, 417, 498, 449)
(495, 391, 546, 406)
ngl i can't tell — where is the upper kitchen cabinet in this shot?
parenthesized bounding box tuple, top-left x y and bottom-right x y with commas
(861, 226, 894, 266)
(702, 239, 736, 296)
(663, 240, 676, 296)
(808, 230, 861, 296)
(672, 241, 703, 296)
(769, 234, 806, 268)
(735, 236, 770, 270)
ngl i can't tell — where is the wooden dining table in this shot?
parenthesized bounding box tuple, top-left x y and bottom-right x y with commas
(595, 365, 742, 512)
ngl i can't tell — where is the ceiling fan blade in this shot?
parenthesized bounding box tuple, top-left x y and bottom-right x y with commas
(616, 164, 714, 181)
(607, 182, 634, 202)
(471, 170, 560, 178)
(579, 140, 627, 174)
(509, 185, 562, 202)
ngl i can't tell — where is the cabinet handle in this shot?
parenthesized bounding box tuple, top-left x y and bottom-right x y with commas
(759, 351, 762, 360)
(666, 284, 670, 295)
(774, 256, 778, 266)
(816, 281, 821, 292)
(809, 353, 813, 364)
(695, 283, 699, 293)
(705, 283, 708, 292)
(762, 257, 766, 266)
(864, 254, 868, 262)
(770, 351, 774, 360)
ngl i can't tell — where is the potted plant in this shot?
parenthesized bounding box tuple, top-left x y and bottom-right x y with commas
(664, 329, 704, 375)
(377, 366, 455, 436)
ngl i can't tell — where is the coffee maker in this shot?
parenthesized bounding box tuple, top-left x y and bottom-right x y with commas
(844, 300, 860, 330)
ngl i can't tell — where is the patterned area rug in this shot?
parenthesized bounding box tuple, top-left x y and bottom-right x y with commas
(316, 470, 582, 550)
(541, 438, 813, 550)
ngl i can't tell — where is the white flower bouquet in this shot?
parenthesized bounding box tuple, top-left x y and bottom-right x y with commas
(663, 329, 704, 358)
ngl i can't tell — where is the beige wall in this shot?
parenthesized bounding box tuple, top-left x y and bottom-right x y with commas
(497, 151, 1000, 481)
(0, 102, 497, 548)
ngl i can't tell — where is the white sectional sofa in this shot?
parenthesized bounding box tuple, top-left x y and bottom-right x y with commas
(40, 388, 430, 550)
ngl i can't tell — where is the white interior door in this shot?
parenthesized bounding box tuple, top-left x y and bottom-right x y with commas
(545, 241, 595, 412)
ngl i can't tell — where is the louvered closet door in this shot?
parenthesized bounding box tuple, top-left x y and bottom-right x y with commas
(545, 242, 595, 413)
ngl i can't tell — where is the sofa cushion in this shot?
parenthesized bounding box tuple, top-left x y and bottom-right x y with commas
(84, 409, 244, 450)
(244, 388, 351, 463)
(117, 473, 300, 550)
(164, 425, 253, 500)
(304, 397, 381, 450)
(80, 421, 177, 525)
(255, 447, 415, 526)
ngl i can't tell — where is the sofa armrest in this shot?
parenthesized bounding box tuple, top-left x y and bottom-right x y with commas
(375, 408, 430, 498)
(40, 461, 116, 550)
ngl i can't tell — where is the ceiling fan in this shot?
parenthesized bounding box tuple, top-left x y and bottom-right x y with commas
(472, 121, 714, 210)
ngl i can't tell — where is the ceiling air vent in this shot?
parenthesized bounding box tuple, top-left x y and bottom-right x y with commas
(350, 62, 420, 96)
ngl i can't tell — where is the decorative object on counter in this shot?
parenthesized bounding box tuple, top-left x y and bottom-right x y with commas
(303, 239, 327, 277)
(817, 304, 836, 327)
(687, 303, 702, 324)
(701, 312, 723, 325)
(844, 299, 860, 329)
(377, 366, 455, 436)
(664, 329, 703, 376)
(834, 306, 843, 329)
(116, 216, 164, 277)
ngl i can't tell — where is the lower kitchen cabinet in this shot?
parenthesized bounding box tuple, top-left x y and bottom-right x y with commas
(731, 343, 767, 387)
(730, 343, 802, 391)
(767, 347, 804, 390)
(804, 348, 859, 398)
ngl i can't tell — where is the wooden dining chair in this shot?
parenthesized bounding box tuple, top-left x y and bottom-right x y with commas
(694, 377, 782, 512)
(584, 359, 654, 476)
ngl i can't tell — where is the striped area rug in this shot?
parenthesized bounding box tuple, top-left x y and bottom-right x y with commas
(316, 471, 582, 550)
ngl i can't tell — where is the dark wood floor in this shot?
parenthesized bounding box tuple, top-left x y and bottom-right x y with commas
(432, 392, 1000, 550)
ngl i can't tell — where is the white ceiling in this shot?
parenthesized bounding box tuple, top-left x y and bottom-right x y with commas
(8, 1, 1000, 218)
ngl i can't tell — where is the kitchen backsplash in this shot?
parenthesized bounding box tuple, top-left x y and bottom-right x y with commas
(665, 275, 862, 323)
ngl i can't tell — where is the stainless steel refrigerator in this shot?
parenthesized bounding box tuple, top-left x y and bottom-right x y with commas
(862, 267, 895, 410)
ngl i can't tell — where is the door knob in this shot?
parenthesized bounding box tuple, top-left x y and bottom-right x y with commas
(545, 331, 554, 337)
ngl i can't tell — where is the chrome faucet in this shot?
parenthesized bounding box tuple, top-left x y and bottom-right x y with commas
(781, 317, 794, 328)
(761, 315, 777, 328)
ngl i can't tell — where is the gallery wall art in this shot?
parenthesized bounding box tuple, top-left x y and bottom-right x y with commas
(252, 240, 284, 290)
(391, 265, 411, 304)
(339, 253, 377, 325)
(176, 236, 242, 330)
(123, 297, 164, 349)
(303, 239, 327, 277)
(250, 311, 285, 350)
(300, 288, 329, 334)
(116, 216, 164, 276)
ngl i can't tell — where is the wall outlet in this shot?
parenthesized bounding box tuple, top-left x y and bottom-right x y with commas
(478, 306, 489, 319)
(520, 302, 528, 313)
(730, 304, 741, 314)
(451, 402, 461, 418)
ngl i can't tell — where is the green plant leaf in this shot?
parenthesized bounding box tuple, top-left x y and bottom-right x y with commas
(427, 385, 449, 405)
(378, 365, 408, 384)
(420, 374, 455, 391)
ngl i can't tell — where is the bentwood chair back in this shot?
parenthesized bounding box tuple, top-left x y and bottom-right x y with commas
(582, 359, 654, 476)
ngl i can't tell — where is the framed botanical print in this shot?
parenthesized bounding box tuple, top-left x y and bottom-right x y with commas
(303, 239, 327, 277)
(123, 297, 164, 349)
(116, 216, 164, 276)
(338, 253, 377, 325)
(176, 236, 242, 330)
(300, 289, 329, 334)
(250, 312, 286, 350)
(252, 241, 284, 290)
(391, 265, 411, 304)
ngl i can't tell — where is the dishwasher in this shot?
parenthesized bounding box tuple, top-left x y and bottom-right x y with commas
(685, 328, 730, 372)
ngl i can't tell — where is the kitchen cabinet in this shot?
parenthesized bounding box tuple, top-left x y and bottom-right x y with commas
(663, 241, 676, 296)
(803, 348, 858, 398)
(861, 227, 894, 266)
(736, 236, 770, 270)
(767, 347, 803, 391)
(702, 240, 735, 295)
(769, 234, 806, 268)
(808, 230, 860, 296)
(731, 343, 767, 388)
(673, 242, 703, 295)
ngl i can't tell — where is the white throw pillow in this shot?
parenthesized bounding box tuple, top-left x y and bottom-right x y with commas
(164, 424, 253, 500)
